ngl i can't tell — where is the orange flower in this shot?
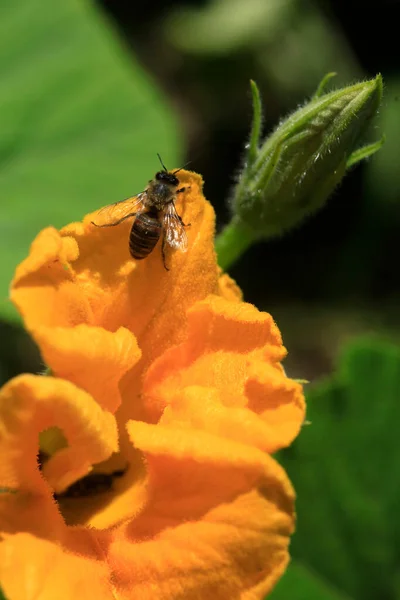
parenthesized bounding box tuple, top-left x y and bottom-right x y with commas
(0, 171, 305, 599)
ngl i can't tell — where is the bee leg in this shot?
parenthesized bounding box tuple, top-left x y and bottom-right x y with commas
(178, 215, 191, 228)
(161, 234, 170, 271)
(91, 213, 137, 228)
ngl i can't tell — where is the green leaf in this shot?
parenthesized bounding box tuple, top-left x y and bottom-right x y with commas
(280, 338, 400, 600)
(0, 586, 7, 600)
(0, 0, 181, 322)
(268, 561, 351, 600)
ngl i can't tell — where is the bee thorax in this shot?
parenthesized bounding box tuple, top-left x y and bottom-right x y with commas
(148, 182, 175, 208)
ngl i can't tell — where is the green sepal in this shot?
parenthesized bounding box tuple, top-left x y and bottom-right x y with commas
(312, 72, 337, 100)
(247, 80, 263, 165)
(346, 135, 386, 169)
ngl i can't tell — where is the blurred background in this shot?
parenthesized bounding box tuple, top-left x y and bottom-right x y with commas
(1, 0, 399, 599)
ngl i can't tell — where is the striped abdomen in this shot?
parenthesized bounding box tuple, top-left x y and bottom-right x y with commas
(129, 212, 162, 260)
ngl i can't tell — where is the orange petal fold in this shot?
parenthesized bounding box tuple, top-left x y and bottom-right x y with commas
(0, 374, 118, 536)
(143, 295, 305, 450)
(34, 324, 141, 412)
(108, 485, 293, 600)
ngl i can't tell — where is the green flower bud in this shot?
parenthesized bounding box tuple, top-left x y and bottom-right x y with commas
(234, 75, 383, 237)
(216, 75, 384, 270)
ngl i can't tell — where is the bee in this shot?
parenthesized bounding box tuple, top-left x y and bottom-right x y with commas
(91, 155, 190, 270)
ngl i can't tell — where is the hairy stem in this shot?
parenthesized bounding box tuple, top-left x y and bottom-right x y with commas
(215, 217, 257, 271)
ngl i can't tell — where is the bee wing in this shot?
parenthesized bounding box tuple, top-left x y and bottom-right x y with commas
(163, 202, 188, 252)
(93, 192, 146, 225)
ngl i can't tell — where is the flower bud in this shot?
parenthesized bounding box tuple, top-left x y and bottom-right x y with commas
(232, 75, 383, 238)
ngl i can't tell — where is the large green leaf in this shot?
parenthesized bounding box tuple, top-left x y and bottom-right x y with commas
(0, 0, 181, 321)
(281, 338, 400, 600)
(269, 561, 351, 600)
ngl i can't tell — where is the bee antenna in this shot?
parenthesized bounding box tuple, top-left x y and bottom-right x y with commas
(157, 153, 168, 172)
(173, 160, 192, 175)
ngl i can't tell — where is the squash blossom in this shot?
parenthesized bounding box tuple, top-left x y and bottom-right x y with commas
(0, 171, 305, 599)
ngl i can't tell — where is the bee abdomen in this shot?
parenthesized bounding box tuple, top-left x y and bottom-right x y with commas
(129, 213, 162, 260)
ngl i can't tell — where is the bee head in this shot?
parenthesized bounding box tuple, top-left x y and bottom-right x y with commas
(155, 171, 179, 187)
